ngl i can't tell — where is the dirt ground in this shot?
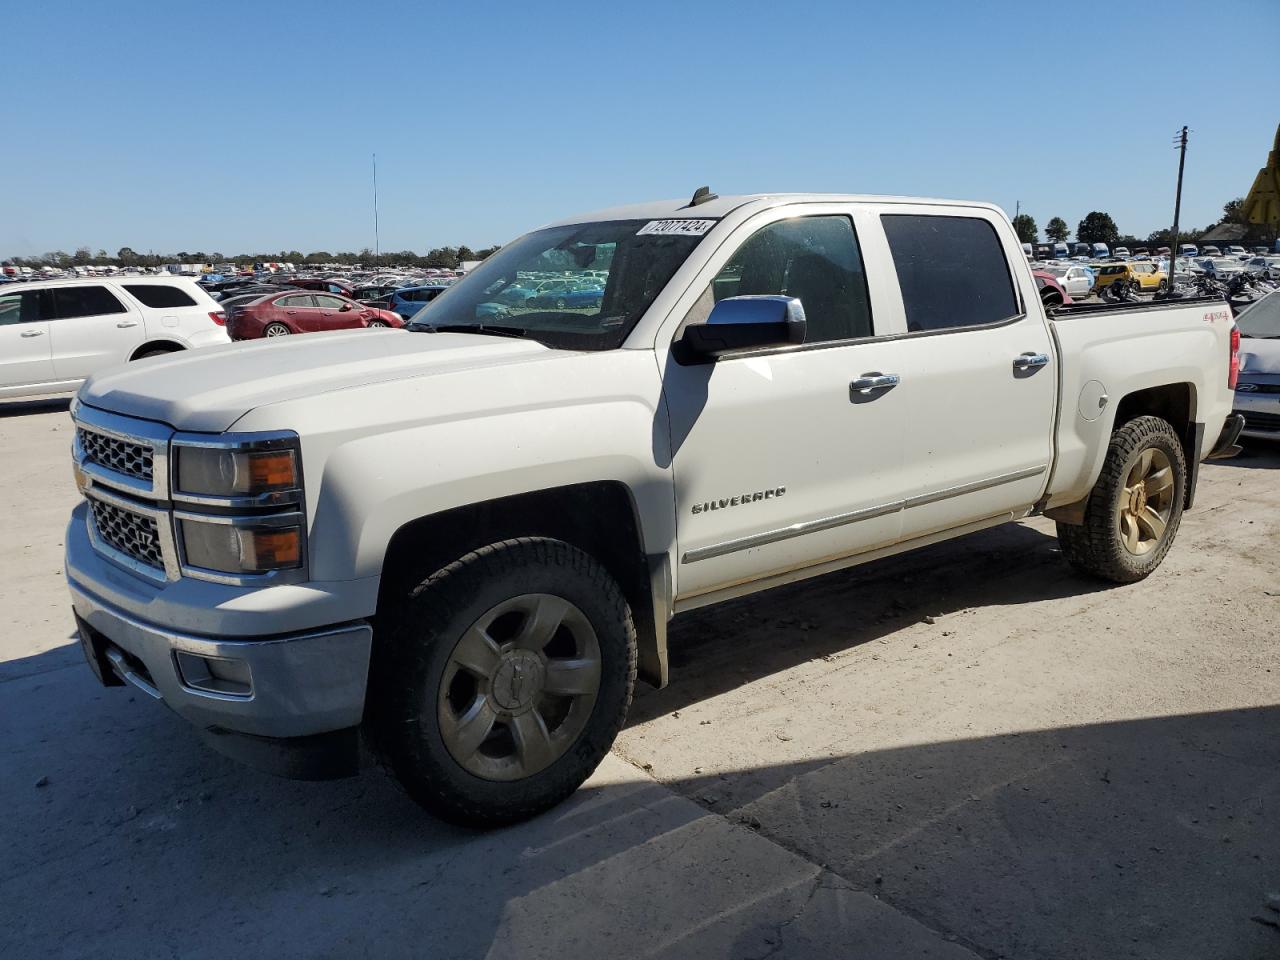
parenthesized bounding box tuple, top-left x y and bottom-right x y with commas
(2, 396, 1278, 960)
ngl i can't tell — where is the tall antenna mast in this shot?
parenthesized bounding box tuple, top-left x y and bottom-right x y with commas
(372, 153, 380, 270)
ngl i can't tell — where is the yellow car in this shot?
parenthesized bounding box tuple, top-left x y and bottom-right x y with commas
(1093, 262, 1168, 293)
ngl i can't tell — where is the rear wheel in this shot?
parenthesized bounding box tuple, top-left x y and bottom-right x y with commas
(1057, 415, 1186, 583)
(264, 322, 291, 337)
(368, 538, 637, 827)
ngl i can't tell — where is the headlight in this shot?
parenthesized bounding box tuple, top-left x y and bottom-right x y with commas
(179, 517, 303, 575)
(170, 431, 306, 583)
(176, 444, 299, 498)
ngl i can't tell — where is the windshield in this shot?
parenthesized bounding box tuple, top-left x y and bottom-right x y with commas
(1237, 291, 1280, 338)
(406, 218, 715, 350)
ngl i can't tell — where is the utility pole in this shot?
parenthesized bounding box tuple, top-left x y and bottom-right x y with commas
(1171, 127, 1188, 256)
(372, 153, 380, 270)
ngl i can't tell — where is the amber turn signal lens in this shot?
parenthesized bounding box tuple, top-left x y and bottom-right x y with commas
(246, 529, 301, 569)
(247, 450, 297, 491)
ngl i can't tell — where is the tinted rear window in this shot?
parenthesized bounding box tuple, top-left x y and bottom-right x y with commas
(881, 215, 1019, 333)
(50, 285, 127, 320)
(124, 284, 197, 308)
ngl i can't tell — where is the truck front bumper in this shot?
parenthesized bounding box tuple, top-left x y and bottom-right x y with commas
(70, 581, 372, 780)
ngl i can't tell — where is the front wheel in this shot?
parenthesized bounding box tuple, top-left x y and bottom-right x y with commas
(1057, 415, 1186, 583)
(368, 319, 389, 328)
(368, 538, 637, 826)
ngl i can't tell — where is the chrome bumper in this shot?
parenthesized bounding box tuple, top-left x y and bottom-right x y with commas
(70, 580, 372, 741)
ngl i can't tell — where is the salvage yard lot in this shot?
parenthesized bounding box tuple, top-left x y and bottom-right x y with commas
(2, 396, 1278, 960)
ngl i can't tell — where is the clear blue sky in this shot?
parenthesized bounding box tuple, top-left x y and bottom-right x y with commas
(2, 0, 1276, 257)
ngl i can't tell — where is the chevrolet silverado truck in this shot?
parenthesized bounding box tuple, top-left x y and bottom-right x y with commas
(66, 191, 1246, 826)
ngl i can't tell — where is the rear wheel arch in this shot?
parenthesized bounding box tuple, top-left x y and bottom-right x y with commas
(1112, 382, 1197, 484)
(375, 481, 669, 689)
(130, 340, 185, 361)
(1049, 382, 1199, 526)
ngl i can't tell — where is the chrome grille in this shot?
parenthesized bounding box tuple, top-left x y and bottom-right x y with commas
(78, 428, 154, 482)
(88, 498, 164, 570)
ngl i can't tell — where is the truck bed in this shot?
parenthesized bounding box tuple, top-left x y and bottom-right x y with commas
(1049, 294, 1223, 320)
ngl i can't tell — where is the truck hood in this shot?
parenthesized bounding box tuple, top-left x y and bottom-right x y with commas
(78, 329, 558, 432)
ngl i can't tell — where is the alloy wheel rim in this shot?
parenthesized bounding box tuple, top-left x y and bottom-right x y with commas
(436, 593, 601, 781)
(1118, 447, 1174, 556)
(265, 325, 289, 337)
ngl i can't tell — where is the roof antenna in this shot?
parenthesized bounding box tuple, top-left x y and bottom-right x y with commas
(685, 185, 718, 208)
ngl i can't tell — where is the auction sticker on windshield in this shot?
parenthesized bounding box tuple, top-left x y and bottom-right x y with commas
(636, 219, 717, 237)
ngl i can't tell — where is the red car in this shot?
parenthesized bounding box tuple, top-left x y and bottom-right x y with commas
(226, 291, 404, 340)
(1032, 270, 1074, 308)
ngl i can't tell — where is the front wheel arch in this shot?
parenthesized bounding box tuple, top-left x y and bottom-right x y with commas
(375, 481, 668, 690)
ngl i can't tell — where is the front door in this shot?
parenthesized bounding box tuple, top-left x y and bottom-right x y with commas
(313, 294, 355, 330)
(876, 210, 1056, 541)
(0, 289, 54, 389)
(664, 211, 909, 601)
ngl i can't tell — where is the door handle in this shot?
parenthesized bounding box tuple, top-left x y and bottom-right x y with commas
(1013, 352, 1051, 371)
(116, 320, 139, 328)
(20, 328, 44, 338)
(286, 310, 298, 315)
(850, 373, 900, 397)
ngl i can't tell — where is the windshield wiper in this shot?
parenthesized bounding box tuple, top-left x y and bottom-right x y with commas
(413, 322, 529, 339)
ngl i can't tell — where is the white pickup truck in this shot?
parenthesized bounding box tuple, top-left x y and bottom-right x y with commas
(65, 192, 1245, 825)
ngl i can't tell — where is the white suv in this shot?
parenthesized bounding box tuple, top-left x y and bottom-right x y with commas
(0, 276, 230, 400)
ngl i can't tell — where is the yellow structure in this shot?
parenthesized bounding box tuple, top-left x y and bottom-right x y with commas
(1243, 123, 1280, 227)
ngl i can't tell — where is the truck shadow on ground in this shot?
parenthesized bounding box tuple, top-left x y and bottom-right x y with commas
(1213, 439, 1280, 470)
(0, 396, 71, 418)
(4, 647, 1277, 960)
(631, 521, 1107, 724)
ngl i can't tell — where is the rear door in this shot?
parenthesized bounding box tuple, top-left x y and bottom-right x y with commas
(876, 209, 1056, 541)
(47, 284, 144, 381)
(277, 293, 324, 331)
(0, 289, 54, 389)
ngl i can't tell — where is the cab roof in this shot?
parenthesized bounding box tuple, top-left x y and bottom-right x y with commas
(545, 192, 1006, 228)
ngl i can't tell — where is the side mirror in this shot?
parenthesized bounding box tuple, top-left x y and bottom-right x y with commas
(679, 296, 807, 360)
(339, 303, 353, 312)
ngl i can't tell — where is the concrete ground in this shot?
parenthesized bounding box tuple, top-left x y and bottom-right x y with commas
(2, 396, 1278, 960)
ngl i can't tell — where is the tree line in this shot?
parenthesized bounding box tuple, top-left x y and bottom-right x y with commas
(1010, 197, 1276, 249)
(2, 244, 501, 270)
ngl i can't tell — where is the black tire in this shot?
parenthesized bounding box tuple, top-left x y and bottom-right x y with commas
(1056, 415, 1187, 584)
(368, 538, 637, 827)
(132, 347, 178, 361)
(554, 297, 567, 309)
(368, 319, 389, 328)
(263, 322, 291, 337)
